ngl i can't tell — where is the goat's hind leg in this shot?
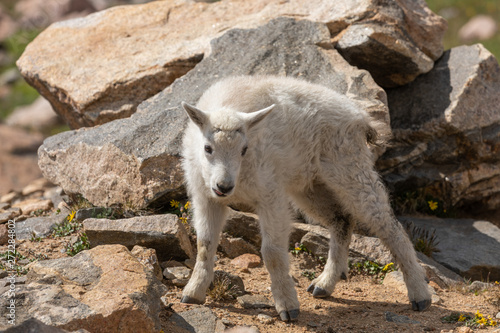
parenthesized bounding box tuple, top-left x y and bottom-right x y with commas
(292, 183, 354, 298)
(320, 160, 432, 311)
(181, 198, 228, 304)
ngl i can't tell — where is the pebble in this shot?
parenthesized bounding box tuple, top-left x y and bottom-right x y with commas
(257, 313, 273, 324)
(230, 254, 262, 269)
(496, 312, 500, 319)
(237, 294, 273, 309)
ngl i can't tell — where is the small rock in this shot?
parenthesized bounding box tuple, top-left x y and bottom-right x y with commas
(455, 327, 474, 333)
(164, 266, 192, 286)
(496, 311, 500, 319)
(385, 311, 420, 324)
(0, 203, 10, 210)
(237, 294, 273, 309)
(1, 318, 68, 333)
(231, 254, 262, 269)
(307, 321, 320, 327)
(219, 235, 259, 258)
(184, 258, 196, 269)
(459, 15, 497, 42)
(0, 207, 22, 223)
(20, 178, 53, 196)
(257, 313, 273, 324)
(467, 280, 491, 292)
(131, 245, 163, 281)
(161, 260, 184, 269)
(224, 326, 260, 333)
(12, 198, 53, 215)
(354, 287, 363, 292)
(168, 307, 226, 333)
(15, 215, 61, 240)
(0, 192, 19, 204)
(6, 96, 61, 132)
(0, 224, 8, 245)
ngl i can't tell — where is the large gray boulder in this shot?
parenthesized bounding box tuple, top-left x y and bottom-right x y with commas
(17, 0, 444, 128)
(38, 18, 389, 208)
(401, 216, 500, 281)
(378, 44, 500, 210)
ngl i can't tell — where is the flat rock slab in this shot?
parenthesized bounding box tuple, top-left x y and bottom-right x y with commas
(0, 245, 168, 332)
(18, 0, 444, 128)
(38, 17, 389, 208)
(83, 214, 194, 261)
(378, 44, 500, 210)
(400, 216, 500, 281)
(167, 307, 226, 333)
(237, 294, 274, 309)
(15, 215, 63, 239)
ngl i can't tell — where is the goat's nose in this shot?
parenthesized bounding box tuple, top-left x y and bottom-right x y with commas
(216, 183, 234, 194)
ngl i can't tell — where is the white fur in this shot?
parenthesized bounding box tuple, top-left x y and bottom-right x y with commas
(181, 75, 431, 320)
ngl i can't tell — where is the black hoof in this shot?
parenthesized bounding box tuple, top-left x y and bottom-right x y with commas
(306, 283, 315, 293)
(411, 299, 431, 311)
(181, 296, 204, 304)
(279, 309, 300, 322)
(312, 287, 329, 298)
(340, 272, 347, 280)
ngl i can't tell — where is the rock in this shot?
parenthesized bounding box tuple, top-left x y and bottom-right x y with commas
(18, 0, 441, 128)
(378, 44, 500, 210)
(21, 178, 54, 196)
(130, 245, 163, 281)
(230, 254, 262, 270)
(0, 224, 8, 245)
(416, 252, 462, 289)
(0, 245, 168, 332)
(0, 125, 43, 196)
(257, 314, 274, 324)
(6, 97, 62, 132)
(467, 280, 492, 292)
(163, 266, 191, 286)
(301, 231, 330, 258)
(1, 318, 69, 333)
(0, 208, 22, 223)
(349, 234, 394, 266)
(224, 327, 259, 333)
(384, 311, 420, 325)
(15, 215, 62, 240)
(14, 0, 96, 30)
(37, 17, 389, 208)
(459, 15, 498, 42)
(400, 216, 500, 281)
(12, 198, 53, 215)
(75, 207, 113, 221)
(83, 214, 194, 261)
(219, 235, 259, 259)
(166, 307, 226, 333)
(335, 0, 446, 87)
(0, 192, 20, 205)
(223, 210, 261, 247)
(237, 294, 273, 309)
(213, 270, 245, 297)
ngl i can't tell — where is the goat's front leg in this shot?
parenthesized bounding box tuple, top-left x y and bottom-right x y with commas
(258, 201, 300, 322)
(181, 198, 228, 304)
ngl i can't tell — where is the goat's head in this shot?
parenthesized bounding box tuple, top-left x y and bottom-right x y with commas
(182, 102, 274, 199)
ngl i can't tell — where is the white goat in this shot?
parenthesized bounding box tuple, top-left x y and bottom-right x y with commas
(180, 75, 431, 321)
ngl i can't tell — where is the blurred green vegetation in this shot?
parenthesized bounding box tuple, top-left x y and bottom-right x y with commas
(1, 29, 41, 121)
(426, 0, 500, 59)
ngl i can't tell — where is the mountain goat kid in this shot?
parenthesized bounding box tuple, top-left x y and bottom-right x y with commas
(180, 75, 431, 321)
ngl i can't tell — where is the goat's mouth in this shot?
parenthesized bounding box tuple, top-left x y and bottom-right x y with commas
(212, 188, 227, 197)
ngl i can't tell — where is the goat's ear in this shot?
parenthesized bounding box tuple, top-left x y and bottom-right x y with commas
(182, 102, 208, 128)
(243, 104, 275, 129)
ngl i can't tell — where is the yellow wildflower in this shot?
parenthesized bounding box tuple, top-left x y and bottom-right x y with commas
(179, 217, 188, 224)
(495, 281, 499, 285)
(428, 200, 438, 211)
(170, 199, 180, 208)
(477, 317, 488, 325)
(184, 201, 191, 210)
(67, 211, 76, 222)
(382, 262, 394, 272)
(476, 311, 483, 319)
(491, 320, 498, 326)
(458, 314, 466, 322)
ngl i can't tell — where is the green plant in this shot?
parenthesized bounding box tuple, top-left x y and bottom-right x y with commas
(29, 232, 43, 242)
(52, 211, 82, 237)
(169, 200, 192, 224)
(404, 221, 440, 257)
(207, 275, 239, 301)
(66, 233, 90, 256)
(290, 243, 311, 256)
(301, 270, 316, 281)
(441, 311, 498, 328)
(349, 260, 396, 281)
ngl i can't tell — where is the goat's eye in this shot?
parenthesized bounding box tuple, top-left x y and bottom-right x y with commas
(241, 146, 248, 156)
(204, 145, 213, 154)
